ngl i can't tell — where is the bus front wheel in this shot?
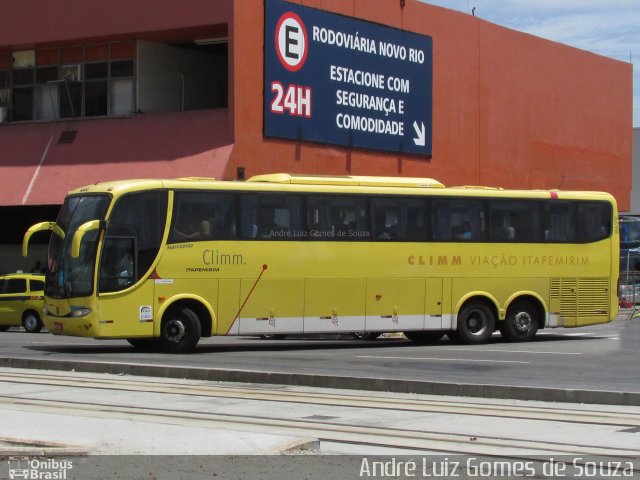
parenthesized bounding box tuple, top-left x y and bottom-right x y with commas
(455, 302, 495, 344)
(501, 300, 539, 342)
(159, 307, 202, 353)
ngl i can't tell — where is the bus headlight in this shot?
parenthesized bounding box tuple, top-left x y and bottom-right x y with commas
(70, 308, 92, 318)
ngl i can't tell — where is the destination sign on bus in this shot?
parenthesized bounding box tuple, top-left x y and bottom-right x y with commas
(264, 0, 433, 157)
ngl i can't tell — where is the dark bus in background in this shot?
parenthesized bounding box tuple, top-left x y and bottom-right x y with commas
(619, 215, 640, 307)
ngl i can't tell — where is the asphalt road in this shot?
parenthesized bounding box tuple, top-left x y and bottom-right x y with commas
(0, 314, 638, 404)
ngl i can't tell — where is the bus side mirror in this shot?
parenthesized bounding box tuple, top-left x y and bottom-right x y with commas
(71, 220, 104, 258)
(22, 221, 65, 257)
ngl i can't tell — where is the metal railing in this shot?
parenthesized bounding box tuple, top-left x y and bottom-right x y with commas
(619, 268, 640, 318)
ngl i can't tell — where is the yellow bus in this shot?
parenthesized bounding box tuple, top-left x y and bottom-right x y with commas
(22, 174, 619, 353)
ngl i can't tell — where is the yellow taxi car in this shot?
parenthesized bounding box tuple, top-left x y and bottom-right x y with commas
(0, 273, 45, 333)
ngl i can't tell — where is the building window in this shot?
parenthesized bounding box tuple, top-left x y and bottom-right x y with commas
(1, 42, 135, 122)
(0, 32, 229, 122)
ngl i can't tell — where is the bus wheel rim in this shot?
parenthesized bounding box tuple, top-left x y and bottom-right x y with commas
(163, 320, 186, 343)
(466, 311, 487, 336)
(513, 311, 532, 333)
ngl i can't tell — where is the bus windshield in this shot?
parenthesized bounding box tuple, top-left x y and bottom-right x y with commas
(46, 195, 111, 299)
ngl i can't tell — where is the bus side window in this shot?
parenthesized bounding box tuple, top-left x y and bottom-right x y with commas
(545, 202, 576, 242)
(306, 197, 332, 239)
(256, 208, 277, 238)
(433, 199, 485, 242)
(405, 202, 429, 241)
(200, 195, 237, 240)
(239, 195, 259, 238)
(432, 201, 452, 241)
(308, 195, 368, 240)
(577, 202, 611, 242)
(240, 193, 302, 240)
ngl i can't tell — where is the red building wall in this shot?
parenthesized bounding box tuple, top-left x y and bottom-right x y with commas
(228, 0, 632, 207)
(0, 0, 632, 209)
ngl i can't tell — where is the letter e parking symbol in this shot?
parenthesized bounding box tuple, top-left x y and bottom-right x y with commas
(275, 12, 308, 71)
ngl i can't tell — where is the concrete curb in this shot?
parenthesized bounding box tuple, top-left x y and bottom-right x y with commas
(1, 356, 639, 407)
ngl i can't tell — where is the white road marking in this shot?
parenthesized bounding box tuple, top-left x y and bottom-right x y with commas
(464, 349, 581, 355)
(356, 355, 530, 364)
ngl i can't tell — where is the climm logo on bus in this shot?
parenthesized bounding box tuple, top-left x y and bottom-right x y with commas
(408, 254, 591, 267)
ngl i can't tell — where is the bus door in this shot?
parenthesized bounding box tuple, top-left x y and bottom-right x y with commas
(98, 236, 155, 337)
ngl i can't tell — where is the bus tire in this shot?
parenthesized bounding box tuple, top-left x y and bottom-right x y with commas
(22, 311, 43, 333)
(403, 331, 444, 344)
(159, 307, 201, 353)
(501, 300, 539, 342)
(455, 302, 495, 344)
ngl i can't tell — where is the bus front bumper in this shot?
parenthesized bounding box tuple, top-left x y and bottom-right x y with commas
(44, 315, 99, 337)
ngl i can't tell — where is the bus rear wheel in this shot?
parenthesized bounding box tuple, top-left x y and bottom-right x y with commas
(159, 307, 201, 353)
(403, 331, 444, 344)
(501, 300, 539, 342)
(455, 302, 495, 344)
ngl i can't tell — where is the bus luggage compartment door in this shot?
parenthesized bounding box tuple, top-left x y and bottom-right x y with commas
(304, 278, 366, 333)
(238, 279, 304, 335)
(365, 278, 426, 332)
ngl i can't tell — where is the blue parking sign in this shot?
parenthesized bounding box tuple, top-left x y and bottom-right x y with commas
(264, 0, 433, 157)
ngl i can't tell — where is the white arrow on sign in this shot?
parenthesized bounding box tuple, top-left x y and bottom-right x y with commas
(412, 121, 426, 147)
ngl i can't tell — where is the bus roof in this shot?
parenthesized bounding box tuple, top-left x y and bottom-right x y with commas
(65, 175, 615, 203)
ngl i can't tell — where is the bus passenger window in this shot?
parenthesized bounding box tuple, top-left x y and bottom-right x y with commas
(240, 194, 302, 240)
(489, 200, 542, 242)
(306, 196, 367, 240)
(432, 199, 485, 242)
(174, 211, 203, 240)
(376, 211, 398, 240)
(256, 208, 277, 238)
(545, 203, 576, 242)
(495, 216, 515, 241)
(577, 202, 611, 242)
(332, 208, 351, 237)
(454, 221, 472, 240)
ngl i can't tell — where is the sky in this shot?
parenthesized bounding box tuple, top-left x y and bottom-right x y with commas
(421, 0, 639, 127)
